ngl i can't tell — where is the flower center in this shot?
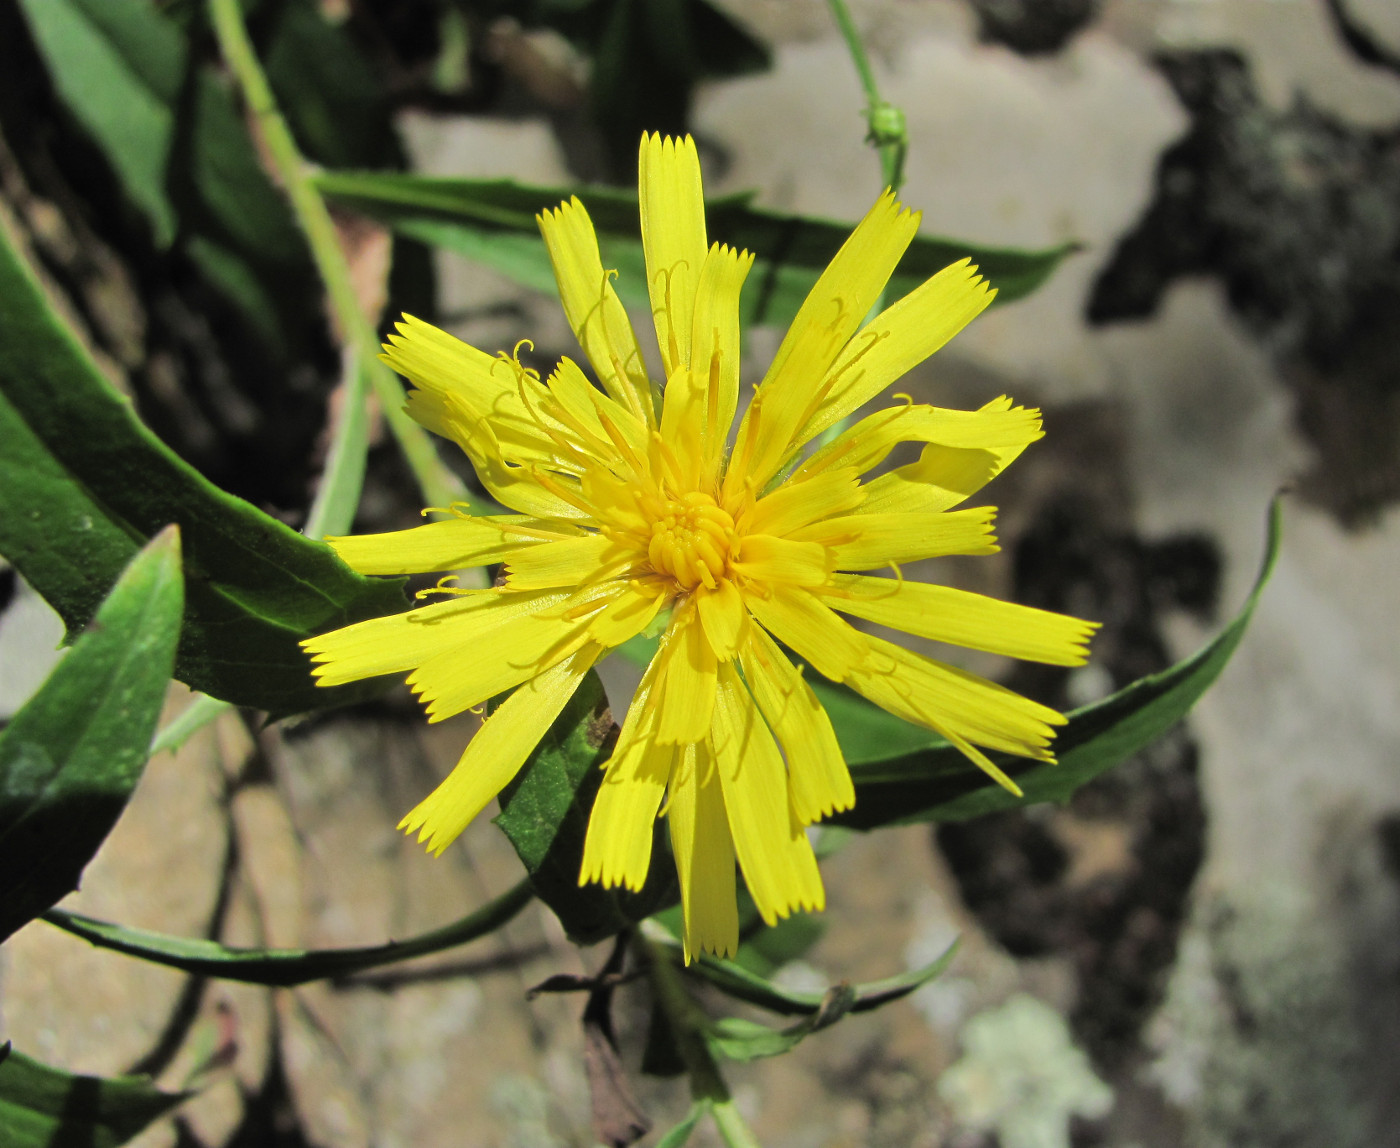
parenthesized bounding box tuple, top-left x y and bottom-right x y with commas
(647, 492, 737, 591)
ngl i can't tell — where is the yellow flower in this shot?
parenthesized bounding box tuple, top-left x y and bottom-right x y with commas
(303, 134, 1096, 961)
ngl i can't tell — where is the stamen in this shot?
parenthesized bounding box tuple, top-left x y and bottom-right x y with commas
(650, 431, 688, 492)
(529, 466, 595, 515)
(594, 403, 649, 476)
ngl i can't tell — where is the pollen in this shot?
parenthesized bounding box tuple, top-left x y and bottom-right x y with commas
(647, 491, 737, 591)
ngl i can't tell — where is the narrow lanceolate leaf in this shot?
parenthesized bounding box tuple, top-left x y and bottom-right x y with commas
(0, 529, 182, 943)
(15, 0, 319, 356)
(495, 671, 677, 944)
(0, 217, 405, 716)
(41, 878, 533, 986)
(314, 171, 1077, 325)
(0, 1043, 187, 1148)
(833, 496, 1284, 828)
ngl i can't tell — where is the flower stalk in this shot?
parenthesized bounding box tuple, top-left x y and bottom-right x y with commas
(642, 933, 762, 1148)
(826, 0, 909, 194)
(206, 0, 465, 533)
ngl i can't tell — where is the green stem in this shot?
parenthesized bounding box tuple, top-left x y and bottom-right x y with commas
(711, 1100, 765, 1148)
(642, 934, 764, 1146)
(206, 0, 463, 531)
(825, 0, 908, 194)
(150, 692, 232, 756)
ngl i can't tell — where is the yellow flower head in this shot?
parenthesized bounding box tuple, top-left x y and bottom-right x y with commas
(303, 134, 1096, 961)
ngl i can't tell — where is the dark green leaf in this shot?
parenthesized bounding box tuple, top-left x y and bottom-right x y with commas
(494, 671, 677, 944)
(263, 0, 401, 171)
(16, 0, 185, 245)
(41, 878, 532, 987)
(658, 933, 959, 1018)
(835, 496, 1284, 828)
(314, 171, 1077, 326)
(0, 1042, 186, 1148)
(0, 219, 405, 715)
(0, 529, 182, 943)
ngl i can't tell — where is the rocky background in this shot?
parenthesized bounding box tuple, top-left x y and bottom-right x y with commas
(3, 1, 1400, 1146)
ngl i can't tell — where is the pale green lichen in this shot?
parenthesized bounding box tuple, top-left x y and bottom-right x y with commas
(937, 993, 1112, 1148)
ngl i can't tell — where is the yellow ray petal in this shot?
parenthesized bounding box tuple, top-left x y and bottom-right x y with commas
(731, 535, 830, 588)
(737, 626, 852, 824)
(382, 315, 579, 468)
(640, 133, 707, 379)
(326, 515, 576, 575)
(504, 532, 645, 591)
(695, 578, 748, 660)
(819, 574, 1098, 665)
(399, 644, 599, 855)
(425, 390, 590, 521)
(659, 243, 754, 485)
(741, 468, 866, 537)
(302, 589, 570, 687)
(667, 742, 739, 962)
(796, 396, 1043, 484)
(845, 634, 1066, 768)
(796, 259, 996, 445)
(711, 664, 824, 926)
(792, 506, 999, 570)
(580, 651, 670, 890)
(743, 585, 869, 683)
(538, 197, 653, 424)
(856, 445, 1001, 515)
(407, 585, 618, 720)
(654, 602, 718, 743)
(586, 580, 668, 648)
(545, 356, 650, 472)
(726, 191, 921, 492)
(580, 737, 672, 892)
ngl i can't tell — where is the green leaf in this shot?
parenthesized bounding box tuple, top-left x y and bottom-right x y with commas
(835, 496, 1284, 828)
(494, 671, 677, 944)
(41, 878, 532, 987)
(695, 941, 959, 1061)
(314, 171, 1077, 325)
(0, 529, 183, 943)
(703, 984, 857, 1063)
(0, 215, 405, 715)
(17, 0, 319, 356)
(654, 1099, 710, 1148)
(16, 0, 185, 245)
(263, 0, 402, 171)
(654, 932, 959, 1018)
(0, 1043, 186, 1148)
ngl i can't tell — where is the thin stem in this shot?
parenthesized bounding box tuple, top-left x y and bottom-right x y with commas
(711, 1099, 765, 1148)
(825, 0, 909, 194)
(642, 934, 765, 1146)
(150, 692, 232, 756)
(206, 0, 463, 532)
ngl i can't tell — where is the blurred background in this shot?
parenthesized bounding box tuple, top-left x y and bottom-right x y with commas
(2, 1, 1400, 1145)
